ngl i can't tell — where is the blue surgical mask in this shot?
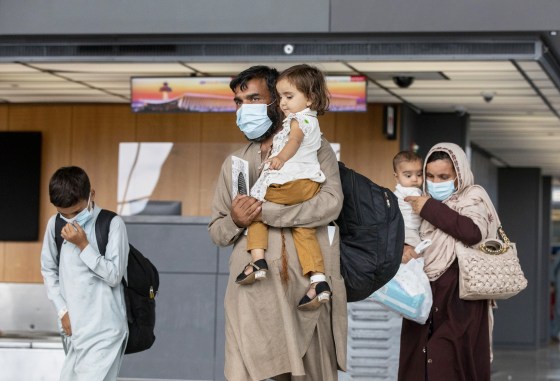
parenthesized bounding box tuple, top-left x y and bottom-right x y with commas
(61, 194, 93, 227)
(236, 101, 275, 140)
(427, 179, 456, 201)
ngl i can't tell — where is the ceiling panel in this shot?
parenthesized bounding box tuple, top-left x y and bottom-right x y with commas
(376, 80, 531, 89)
(0, 82, 89, 89)
(0, 58, 558, 176)
(31, 62, 194, 73)
(0, 89, 110, 95)
(186, 62, 355, 74)
(0, 73, 70, 81)
(0, 95, 125, 103)
(348, 61, 516, 72)
(0, 63, 40, 73)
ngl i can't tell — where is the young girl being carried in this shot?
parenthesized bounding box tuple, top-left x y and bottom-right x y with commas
(236, 64, 331, 311)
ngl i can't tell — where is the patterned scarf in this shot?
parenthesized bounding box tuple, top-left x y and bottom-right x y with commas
(419, 142, 501, 281)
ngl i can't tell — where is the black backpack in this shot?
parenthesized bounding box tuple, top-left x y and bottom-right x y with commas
(335, 162, 405, 302)
(54, 209, 159, 354)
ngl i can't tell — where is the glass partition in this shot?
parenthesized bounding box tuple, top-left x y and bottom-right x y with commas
(118, 141, 341, 217)
(118, 142, 245, 216)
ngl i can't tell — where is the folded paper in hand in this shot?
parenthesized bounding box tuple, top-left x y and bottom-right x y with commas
(231, 156, 249, 199)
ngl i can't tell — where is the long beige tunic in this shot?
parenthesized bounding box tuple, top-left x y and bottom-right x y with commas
(209, 137, 347, 381)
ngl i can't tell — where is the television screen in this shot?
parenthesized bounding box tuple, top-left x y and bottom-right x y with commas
(0, 132, 42, 241)
(131, 75, 367, 113)
(326, 76, 367, 112)
(131, 77, 234, 113)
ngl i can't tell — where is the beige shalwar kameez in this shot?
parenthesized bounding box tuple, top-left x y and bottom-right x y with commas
(209, 137, 347, 381)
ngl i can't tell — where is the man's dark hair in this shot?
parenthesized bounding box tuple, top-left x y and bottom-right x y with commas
(49, 166, 91, 208)
(230, 65, 282, 142)
(392, 151, 423, 172)
(229, 65, 279, 97)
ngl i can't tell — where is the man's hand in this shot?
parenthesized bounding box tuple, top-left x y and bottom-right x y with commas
(61, 312, 72, 336)
(401, 244, 419, 264)
(61, 222, 89, 251)
(404, 195, 430, 215)
(231, 195, 262, 228)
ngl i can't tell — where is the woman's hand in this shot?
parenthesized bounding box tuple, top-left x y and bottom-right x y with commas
(401, 245, 419, 264)
(404, 195, 430, 215)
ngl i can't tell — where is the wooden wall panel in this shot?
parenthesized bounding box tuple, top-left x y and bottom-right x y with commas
(136, 113, 203, 215)
(8, 105, 74, 230)
(334, 106, 399, 189)
(200, 114, 247, 215)
(0, 103, 400, 283)
(0, 105, 7, 130)
(0, 241, 4, 282)
(317, 113, 336, 142)
(6, 105, 73, 283)
(3, 243, 43, 283)
(71, 105, 136, 213)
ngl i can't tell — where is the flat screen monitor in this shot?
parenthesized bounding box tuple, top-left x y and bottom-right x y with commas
(326, 76, 367, 112)
(136, 200, 182, 216)
(130, 75, 367, 113)
(131, 77, 234, 113)
(0, 132, 42, 241)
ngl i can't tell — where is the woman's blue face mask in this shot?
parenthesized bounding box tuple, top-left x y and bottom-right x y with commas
(426, 179, 456, 201)
(236, 101, 276, 140)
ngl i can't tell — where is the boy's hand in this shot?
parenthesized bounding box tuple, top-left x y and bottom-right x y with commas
(61, 312, 72, 336)
(61, 222, 89, 251)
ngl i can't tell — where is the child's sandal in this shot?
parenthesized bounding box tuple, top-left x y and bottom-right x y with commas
(297, 281, 332, 311)
(235, 259, 268, 285)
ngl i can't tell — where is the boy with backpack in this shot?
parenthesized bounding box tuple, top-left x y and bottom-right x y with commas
(41, 166, 129, 381)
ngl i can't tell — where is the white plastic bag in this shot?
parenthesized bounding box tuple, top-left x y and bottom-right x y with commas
(370, 257, 433, 324)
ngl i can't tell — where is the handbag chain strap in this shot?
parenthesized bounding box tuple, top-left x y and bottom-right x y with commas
(479, 226, 510, 255)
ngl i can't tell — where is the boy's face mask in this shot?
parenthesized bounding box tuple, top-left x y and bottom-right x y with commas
(60, 193, 93, 227)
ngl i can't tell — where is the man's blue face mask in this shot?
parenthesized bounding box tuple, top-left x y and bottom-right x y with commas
(60, 193, 93, 227)
(236, 101, 276, 140)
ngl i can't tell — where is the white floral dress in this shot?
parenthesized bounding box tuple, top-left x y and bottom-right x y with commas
(250, 108, 326, 201)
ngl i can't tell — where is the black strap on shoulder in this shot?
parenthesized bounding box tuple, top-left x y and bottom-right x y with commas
(54, 214, 66, 264)
(96, 209, 128, 289)
(94, 209, 117, 256)
(55, 209, 117, 259)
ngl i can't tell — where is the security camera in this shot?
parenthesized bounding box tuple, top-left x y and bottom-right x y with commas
(481, 91, 495, 103)
(392, 76, 414, 88)
(283, 44, 294, 55)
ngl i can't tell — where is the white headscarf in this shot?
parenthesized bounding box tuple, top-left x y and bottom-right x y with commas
(419, 142, 501, 280)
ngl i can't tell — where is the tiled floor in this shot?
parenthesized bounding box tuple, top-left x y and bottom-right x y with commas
(492, 344, 560, 380)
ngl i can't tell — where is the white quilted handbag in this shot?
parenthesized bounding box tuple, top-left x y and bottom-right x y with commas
(455, 226, 528, 300)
